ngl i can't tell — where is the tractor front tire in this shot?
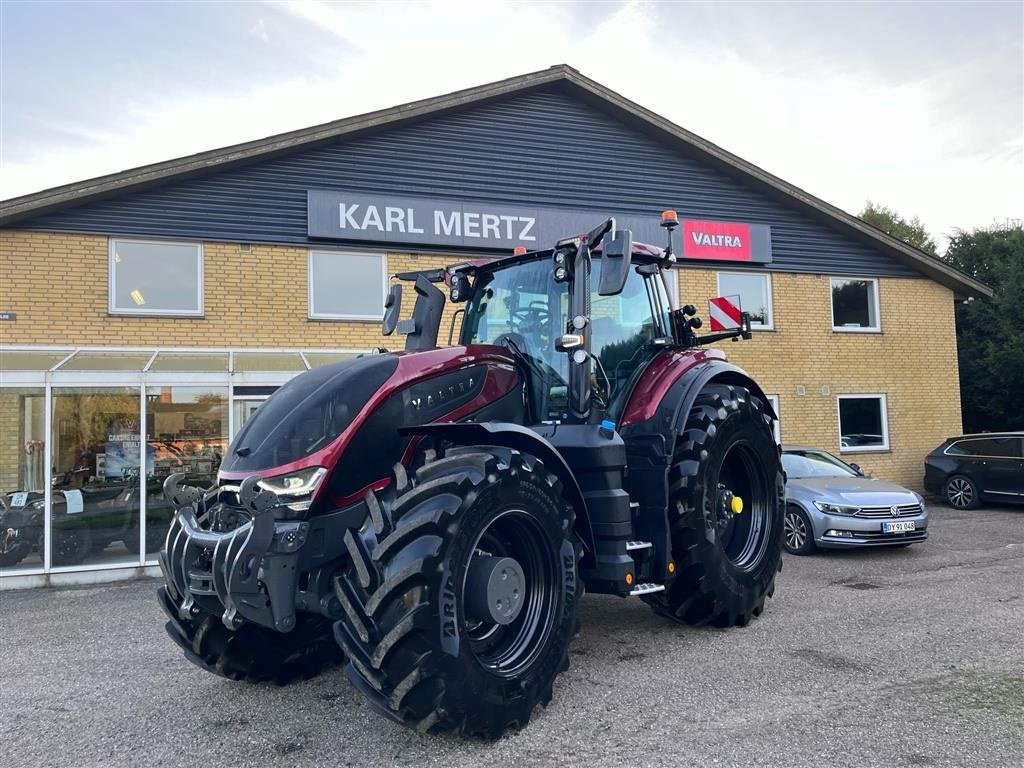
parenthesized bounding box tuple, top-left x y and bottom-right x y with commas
(333, 448, 578, 738)
(158, 587, 343, 684)
(645, 383, 785, 627)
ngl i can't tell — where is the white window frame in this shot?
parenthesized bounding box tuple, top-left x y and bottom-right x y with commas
(308, 249, 388, 321)
(837, 393, 890, 453)
(829, 276, 881, 333)
(716, 271, 774, 330)
(766, 394, 781, 444)
(108, 238, 204, 317)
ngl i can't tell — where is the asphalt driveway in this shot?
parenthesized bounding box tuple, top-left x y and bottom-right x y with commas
(1, 503, 1021, 768)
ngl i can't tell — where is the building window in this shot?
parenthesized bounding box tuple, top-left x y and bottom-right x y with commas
(830, 277, 879, 332)
(51, 386, 142, 568)
(717, 272, 773, 329)
(309, 250, 387, 320)
(0, 387, 46, 573)
(144, 386, 228, 561)
(109, 239, 203, 316)
(766, 394, 781, 443)
(837, 394, 889, 452)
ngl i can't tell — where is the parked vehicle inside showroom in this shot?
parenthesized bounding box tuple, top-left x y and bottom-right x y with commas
(924, 433, 1024, 509)
(0, 455, 185, 568)
(782, 445, 928, 555)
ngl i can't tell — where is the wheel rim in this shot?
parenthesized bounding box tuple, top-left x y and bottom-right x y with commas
(948, 478, 973, 508)
(55, 529, 86, 562)
(715, 441, 772, 570)
(462, 508, 559, 678)
(784, 510, 807, 550)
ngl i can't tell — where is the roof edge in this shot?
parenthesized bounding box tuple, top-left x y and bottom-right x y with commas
(0, 63, 990, 298)
(0, 65, 574, 225)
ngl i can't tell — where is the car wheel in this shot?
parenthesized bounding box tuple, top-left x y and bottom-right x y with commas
(945, 475, 980, 510)
(783, 505, 816, 555)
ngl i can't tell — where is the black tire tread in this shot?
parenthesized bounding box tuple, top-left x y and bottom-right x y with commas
(333, 449, 575, 738)
(158, 585, 342, 684)
(644, 383, 784, 628)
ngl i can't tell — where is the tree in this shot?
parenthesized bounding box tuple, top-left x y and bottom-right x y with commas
(859, 201, 939, 256)
(943, 223, 1024, 432)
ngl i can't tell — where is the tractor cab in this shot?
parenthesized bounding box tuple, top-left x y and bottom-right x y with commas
(459, 245, 675, 423)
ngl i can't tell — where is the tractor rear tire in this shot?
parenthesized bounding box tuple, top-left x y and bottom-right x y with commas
(332, 448, 578, 738)
(645, 383, 784, 627)
(158, 586, 343, 684)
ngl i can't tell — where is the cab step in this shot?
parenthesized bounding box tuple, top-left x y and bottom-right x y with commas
(628, 582, 665, 597)
(626, 540, 652, 552)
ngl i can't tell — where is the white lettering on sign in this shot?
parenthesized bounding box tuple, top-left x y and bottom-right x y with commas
(362, 205, 384, 231)
(385, 206, 405, 232)
(338, 201, 537, 242)
(340, 203, 360, 229)
(436, 210, 460, 237)
(482, 214, 500, 239)
(691, 231, 743, 248)
(407, 208, 424, 234)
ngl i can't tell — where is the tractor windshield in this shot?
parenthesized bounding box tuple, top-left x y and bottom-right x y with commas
(462, 255, 674, 423)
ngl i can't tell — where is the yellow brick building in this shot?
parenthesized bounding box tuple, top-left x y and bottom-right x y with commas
(0, 66, 989, 582)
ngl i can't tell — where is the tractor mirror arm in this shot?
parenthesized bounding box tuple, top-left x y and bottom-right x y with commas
(693, 312, 754, 346)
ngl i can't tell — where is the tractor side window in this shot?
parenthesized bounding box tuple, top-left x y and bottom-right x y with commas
(591, 266, 662, 408)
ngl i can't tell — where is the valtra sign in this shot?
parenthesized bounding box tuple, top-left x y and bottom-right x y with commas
(682, 219, 770, 263)
(307, 190, 771, 263)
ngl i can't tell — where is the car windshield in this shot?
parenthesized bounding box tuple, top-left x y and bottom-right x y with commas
(782, 450, 859, 478)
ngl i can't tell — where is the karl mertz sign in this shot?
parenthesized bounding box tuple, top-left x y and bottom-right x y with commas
(307, 190, 771, 264)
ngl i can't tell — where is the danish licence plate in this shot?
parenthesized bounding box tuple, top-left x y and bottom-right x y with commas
(882, 520, 916, 533)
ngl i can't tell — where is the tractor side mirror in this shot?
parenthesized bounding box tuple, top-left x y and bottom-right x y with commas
(382, 283, 402, 336)
(597, 229, 633, 296)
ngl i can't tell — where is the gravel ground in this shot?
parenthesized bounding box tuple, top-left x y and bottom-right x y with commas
(1, 502, 1021, 768)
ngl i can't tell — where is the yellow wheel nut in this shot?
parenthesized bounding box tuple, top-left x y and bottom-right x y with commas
(731, 496, 744, 515)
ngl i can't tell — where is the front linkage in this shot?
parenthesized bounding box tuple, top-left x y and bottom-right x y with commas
(158, 473, 357, 634)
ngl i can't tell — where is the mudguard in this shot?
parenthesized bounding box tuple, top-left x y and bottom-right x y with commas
(618, 356, 778, 584)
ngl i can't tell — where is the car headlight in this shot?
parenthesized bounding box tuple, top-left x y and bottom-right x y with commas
(257, 466, 327, 517)
(813, 501, 861, 516)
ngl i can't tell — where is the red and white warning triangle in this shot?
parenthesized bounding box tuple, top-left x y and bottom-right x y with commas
(708, 295, 743, 331)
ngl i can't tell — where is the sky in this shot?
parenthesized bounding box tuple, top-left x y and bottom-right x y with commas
(1, 0, 1021, 249)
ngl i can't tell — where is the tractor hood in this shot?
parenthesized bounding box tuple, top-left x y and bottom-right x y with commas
(217, 346, 520, 488)
(220, 354, 399, 476)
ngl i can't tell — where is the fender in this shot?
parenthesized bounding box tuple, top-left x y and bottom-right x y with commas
(618, 356, 778, 583)
(399, 421, 593, 555)
(663, 360, 778, 437)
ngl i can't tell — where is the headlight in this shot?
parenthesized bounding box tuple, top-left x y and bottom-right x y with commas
(257, 466, 327, 516)
(813, 501, 860, 516)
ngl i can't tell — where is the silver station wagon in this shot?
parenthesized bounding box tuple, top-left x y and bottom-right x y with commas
(782, 445, 928, 555)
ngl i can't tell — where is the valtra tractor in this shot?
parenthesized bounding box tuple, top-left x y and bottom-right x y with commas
(157, 212, 784, 737)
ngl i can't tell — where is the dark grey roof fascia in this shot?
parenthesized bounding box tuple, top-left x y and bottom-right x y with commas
(0, 66, 566, 224)
(0, 64, 990, 298)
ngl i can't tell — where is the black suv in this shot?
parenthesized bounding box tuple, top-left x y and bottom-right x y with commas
(924, 433, 1024, 509)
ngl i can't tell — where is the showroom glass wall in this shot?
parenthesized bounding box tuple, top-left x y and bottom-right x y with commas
(0, 346, 364, 577)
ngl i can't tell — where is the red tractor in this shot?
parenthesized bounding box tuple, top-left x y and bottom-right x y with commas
(158, 212, 784, 737)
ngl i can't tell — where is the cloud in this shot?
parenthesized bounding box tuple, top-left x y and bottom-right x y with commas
(249, 17, 270, 44)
